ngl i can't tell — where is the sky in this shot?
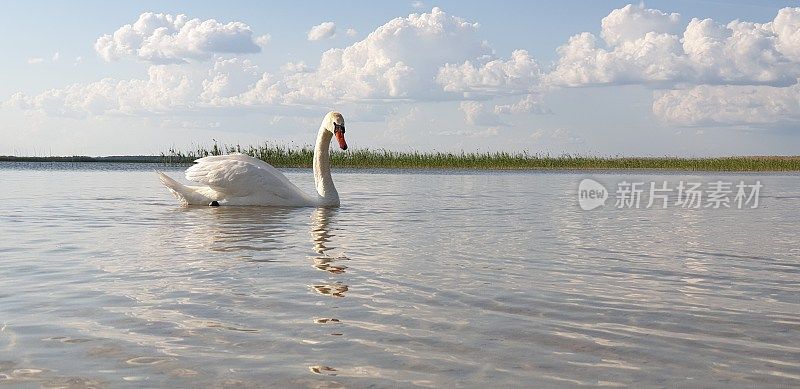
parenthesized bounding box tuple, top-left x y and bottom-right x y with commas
(1, 0, 798, 156)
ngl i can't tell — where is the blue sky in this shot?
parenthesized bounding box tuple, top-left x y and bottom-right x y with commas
(1, 1, 798, 156)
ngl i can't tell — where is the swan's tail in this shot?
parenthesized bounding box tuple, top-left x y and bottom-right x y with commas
(156, 171, 215, 206)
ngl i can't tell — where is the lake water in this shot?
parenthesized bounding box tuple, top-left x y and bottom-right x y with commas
(0, 162, 798, 388)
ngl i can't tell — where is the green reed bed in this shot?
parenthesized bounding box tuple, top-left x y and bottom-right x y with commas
(157, 143, 800, 171)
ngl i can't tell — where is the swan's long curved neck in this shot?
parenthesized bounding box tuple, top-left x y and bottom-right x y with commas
(313, 126, 339, 206)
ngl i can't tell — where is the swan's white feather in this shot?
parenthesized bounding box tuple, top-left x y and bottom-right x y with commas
(184, 154, 312, 206)
(156, 171, 221, 205)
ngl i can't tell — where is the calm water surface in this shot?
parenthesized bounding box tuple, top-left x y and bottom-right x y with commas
(0, 162, 798, 388)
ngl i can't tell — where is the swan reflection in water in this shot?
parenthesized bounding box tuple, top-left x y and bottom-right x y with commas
(167, 206, 350, 296)
(161, 205, 350, 376)
(308, 207, 349, 376)
(162, 206, 301, 262)
(309, 207, 350, 298)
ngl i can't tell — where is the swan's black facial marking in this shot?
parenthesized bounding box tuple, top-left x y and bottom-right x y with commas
(209, 201, 220, 207)
(333, 123, 345, 134)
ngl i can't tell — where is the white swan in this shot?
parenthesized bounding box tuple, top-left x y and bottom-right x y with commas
(157, 111, 348, 207)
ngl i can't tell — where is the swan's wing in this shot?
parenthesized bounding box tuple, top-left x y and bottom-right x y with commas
(192, 154, 286, 178)
(185, 154, 307, 202)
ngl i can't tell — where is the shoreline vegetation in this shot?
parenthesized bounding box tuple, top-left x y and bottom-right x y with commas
(1, 143, 799, 171)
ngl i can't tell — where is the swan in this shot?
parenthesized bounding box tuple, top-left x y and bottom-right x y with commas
(157, 111, 348, 207)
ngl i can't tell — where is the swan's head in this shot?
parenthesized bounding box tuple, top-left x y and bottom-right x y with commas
(325, 111, 348, 150)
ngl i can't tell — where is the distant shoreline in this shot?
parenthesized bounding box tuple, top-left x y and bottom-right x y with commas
(0, 156, 163, 163)
(3, 153, 799, 171)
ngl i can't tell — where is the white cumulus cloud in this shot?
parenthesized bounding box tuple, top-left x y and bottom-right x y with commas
(6, 66, 194, 116)
(545, 4, 800, 126)
(8, 57, 286, 117)
(437, 49, 543, 97)
(255, 34, 271, 47)
(200, 58, 261, 105)
(459, 101, 499, 125)
(307, 22, 336, 41)
(652, 83, 800, 125)
(94, 12, 265, 63)
(494, 94, 549, 115)
(549, 5, 800, 87)
(9, 8, 541, 118)
(600, 4, 682, 46)
(12, 5, 800, 130)
(244, 7, 491, 104)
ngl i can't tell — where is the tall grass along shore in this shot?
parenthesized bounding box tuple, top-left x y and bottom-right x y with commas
(2, 143, 799, 171)
(160, 144, 800, 171)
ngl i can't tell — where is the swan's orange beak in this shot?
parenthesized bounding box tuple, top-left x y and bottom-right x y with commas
(334, 125, 347, 150)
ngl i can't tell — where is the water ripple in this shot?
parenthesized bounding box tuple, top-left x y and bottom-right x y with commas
(0, 166, 797, 387)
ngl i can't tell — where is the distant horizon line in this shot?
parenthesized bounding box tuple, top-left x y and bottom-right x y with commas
(2, 153, 798, 172)
(2, 153, 800, 159)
